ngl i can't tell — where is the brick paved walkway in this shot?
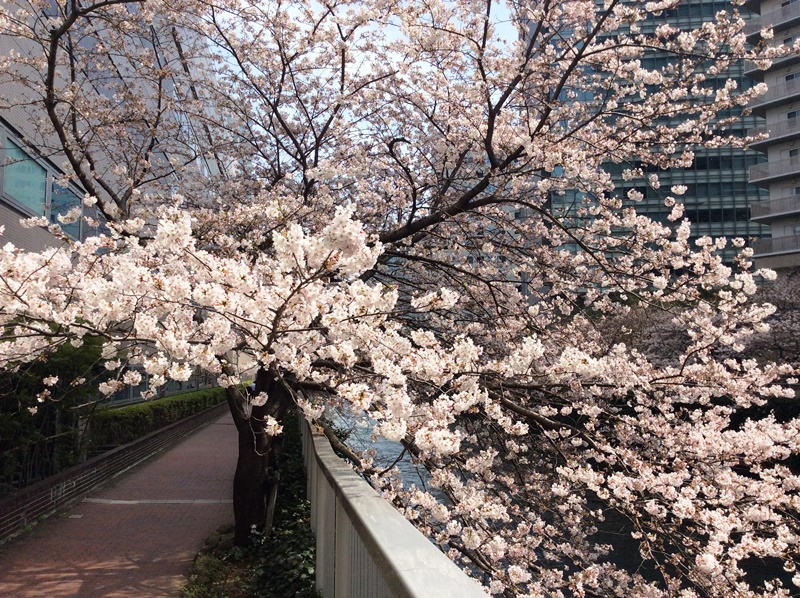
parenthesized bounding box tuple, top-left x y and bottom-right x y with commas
(0, 413, 237, 598)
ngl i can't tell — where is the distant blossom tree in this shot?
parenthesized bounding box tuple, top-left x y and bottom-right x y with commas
(0, 0, 798, 595)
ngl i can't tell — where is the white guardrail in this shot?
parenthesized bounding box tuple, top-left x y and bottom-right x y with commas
(301, 420, 489, 598)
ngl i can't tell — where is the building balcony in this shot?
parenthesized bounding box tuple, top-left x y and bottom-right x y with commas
(752, 233, 800, 257)
(744, 51, 800, 79)
(750, 194, 800, 222)
(771, 50, 800, 71)
(745, 2, 800, 41)
(749, 155, 800, 186)
(748, 78, 800, 116)
(747, 117, 800, 149)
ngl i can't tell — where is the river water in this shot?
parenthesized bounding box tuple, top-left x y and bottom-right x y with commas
(326, 411, 432, 489)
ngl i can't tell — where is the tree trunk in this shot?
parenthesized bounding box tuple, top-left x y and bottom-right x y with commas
(227, 367, 292, 547)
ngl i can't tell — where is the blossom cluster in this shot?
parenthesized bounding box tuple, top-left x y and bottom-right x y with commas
(0, 0, 798, 595)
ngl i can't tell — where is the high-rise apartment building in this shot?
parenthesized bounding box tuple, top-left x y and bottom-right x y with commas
(745, 0, 800, 270)
(616, 1, 770, 264)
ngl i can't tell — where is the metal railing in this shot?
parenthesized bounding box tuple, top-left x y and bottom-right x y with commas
(745, 1, 800, 37)
(749, 155, 800, 185)
(753, 234, 800, 256)
(301, 421, 488, 598)
(751, 195, 800, 221)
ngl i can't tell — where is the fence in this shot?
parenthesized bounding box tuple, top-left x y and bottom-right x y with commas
(753, 234, 800, 256)
(0, 401, 228, 544)
(301, 420, 488, 598)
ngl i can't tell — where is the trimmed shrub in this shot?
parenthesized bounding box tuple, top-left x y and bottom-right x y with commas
(87, 387, 227, 450)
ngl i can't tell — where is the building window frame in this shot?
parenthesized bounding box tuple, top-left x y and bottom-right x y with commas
(0, 124, 85, 240)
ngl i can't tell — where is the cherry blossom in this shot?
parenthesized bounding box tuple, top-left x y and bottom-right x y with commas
(0, 0, 797, 594)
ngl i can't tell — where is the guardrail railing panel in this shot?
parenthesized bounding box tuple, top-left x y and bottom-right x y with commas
(317, 472, 337, 597)
(300, 419, 488, 598)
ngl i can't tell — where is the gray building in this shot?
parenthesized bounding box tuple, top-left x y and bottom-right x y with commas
(0, 3, 222, 402)
(0, 116, 87, 251)
(746, 0, 800, 270)
(0, 2, 221, 252)
(613, 1, 769, 264)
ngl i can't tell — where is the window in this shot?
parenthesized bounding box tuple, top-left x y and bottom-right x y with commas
(4, 142, 47, 215)
(787, 72, 800, 82)
(791, 148, 800, 157)
(788, 110, 799, 120)
(50, 184, 82, 239)
(0, 129, 85, 240)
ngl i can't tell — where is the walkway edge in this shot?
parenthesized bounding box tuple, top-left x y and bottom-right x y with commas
(0, 401, 229, 545)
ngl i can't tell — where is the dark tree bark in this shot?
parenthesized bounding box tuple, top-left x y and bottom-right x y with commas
(227, 367, 293, 547)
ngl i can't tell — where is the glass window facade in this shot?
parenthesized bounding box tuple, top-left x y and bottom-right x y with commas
(4, 142, 47, 215)
(0, 125, 84, 240)
(552, 1, 770, 263)
(50, 184, 82, 239)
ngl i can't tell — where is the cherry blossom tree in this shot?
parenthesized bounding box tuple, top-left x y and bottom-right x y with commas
(749, 271, 800, 370)
(0, 0, 798, 595)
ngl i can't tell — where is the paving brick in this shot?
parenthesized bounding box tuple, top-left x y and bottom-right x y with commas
(0, 414, 238, 597)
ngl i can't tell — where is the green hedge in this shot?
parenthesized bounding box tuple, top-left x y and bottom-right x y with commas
(88, 387, 227, 450)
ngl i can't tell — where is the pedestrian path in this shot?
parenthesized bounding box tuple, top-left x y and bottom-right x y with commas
(0, 413, 237, 597)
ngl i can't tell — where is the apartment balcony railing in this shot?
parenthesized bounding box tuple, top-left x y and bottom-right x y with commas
(747, 117, 800, 149)
(748, 78, 800, 116)
(749, 155, 800, 186)
(745, 1, 800, 40)
(301, 420, 488, 598)
(744, 51, 800, 79)
(752, 234, 800, 256)
(770, 51, 800, 70)
(750, 195, 800, 222)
